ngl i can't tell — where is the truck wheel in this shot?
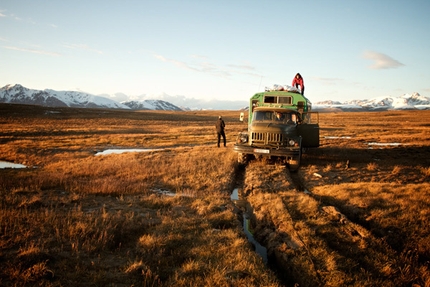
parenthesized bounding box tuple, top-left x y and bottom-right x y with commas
(288, 148, 302, 172)
(238, 153, 249, 165)
(289, 159, 300, 172)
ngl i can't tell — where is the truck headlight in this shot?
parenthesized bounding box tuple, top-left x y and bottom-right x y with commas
(237, 132, 248, 143)
(288, 139, 296, 146)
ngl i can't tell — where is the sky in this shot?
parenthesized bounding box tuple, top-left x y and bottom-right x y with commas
(1, 0, 429, 104)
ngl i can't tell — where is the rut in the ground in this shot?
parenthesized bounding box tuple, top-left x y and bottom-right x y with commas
(241, 161, 409, 287)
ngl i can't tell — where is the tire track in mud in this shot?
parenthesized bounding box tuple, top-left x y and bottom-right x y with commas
(236, 161, 408, 287)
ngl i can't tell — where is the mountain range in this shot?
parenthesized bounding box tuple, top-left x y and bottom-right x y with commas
(0, 84, 181, 111)
(1, 84, 429, 111)
(313, 92, 430, 111)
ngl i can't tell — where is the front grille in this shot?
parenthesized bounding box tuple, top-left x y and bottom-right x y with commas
(251, 132, 284, 144)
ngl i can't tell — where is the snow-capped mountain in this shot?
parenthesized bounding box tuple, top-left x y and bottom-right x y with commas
(0, 84, 181, 110)
(313, 93, 430, 111)
(122, 100, 182, 111)
(119, 92, 247, 110)
(0, 84, 130, 109)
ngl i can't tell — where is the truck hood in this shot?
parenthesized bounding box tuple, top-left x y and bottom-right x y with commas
(250, 122, 297, 134)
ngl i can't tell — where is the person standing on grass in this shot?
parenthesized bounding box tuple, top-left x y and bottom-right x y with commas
(215, 116, 226, 147)
(292, 73, 305, 95)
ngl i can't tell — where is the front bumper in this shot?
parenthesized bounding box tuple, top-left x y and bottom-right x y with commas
(233, 144, 300, 157)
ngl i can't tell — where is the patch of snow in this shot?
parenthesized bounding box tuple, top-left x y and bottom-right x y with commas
(324, 136, 352, 139)
(0, 161, 27, 169)
(367, 142, 402, 146)
(154, 188, 176, 197)
(95, 148, 164, 156)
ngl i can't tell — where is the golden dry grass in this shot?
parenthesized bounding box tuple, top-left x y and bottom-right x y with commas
(1, 103, 430, 286)
(0, 104, 280, 286)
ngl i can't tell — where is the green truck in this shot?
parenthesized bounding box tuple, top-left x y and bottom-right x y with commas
(233, 90, 319, 171)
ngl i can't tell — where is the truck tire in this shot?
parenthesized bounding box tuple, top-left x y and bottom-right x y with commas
(288, 148, 302, 172)
(238, 153, 249, 165)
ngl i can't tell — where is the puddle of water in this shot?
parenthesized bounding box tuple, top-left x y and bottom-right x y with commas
(231, 188, 247, 209)
(231, 188, 239, 200)
(231, 188, 268, 264)
(152, 188, 194, 197)
(95, 148, 164, 156)
(367, 142, 401, 146)
(0, 161, 27, 169)
(243, 214, 268, 264)
(154, 188, 176, 197)
(367, 142, 403, 149)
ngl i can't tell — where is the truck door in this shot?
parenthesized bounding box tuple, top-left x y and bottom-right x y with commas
(298, 112, 320, 147)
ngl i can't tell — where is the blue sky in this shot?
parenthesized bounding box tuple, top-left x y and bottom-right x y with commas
(1, 0, 429, 104)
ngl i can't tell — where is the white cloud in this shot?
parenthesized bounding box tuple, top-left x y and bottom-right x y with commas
(63, 43, 103, 54)
(154, 54, 264, 80)
(154, 54, 230, 78)
(2, 45, 61, 56)
(363, 51, 404, 70)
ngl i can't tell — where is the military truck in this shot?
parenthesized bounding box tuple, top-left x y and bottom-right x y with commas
(233, 89, 319, 171)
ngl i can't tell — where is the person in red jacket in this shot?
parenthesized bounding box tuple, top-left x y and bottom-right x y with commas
(292, 73, 305, 95)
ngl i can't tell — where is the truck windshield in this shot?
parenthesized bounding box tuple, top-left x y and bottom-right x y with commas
(253, 111, 297, 123)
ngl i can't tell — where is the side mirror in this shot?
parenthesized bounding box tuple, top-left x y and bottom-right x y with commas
(239, 112, 244, 122)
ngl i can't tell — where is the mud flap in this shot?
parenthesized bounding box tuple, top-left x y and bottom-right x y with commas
(298, 124, 319, 148)
(288, 147, 302, 172)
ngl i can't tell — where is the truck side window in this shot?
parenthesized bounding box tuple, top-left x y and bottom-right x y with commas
(279, 97, 292, 104)
(264, 96, 276, 103)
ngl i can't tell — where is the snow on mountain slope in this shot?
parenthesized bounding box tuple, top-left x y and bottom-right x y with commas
(0, 84, 130, 109)
(45, 89, 130, 109)
(121, 100, 182, 111)
(314, 92, 430, 111)
(0, 84, 184, 110)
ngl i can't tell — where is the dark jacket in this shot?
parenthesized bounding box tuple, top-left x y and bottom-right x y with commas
(215, 119, 225, 133)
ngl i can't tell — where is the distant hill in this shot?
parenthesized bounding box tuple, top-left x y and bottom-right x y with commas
(0, 84, 182, 111)
(314, 92, 430, 111)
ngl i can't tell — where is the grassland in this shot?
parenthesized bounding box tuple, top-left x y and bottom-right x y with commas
(0, 103, 429, 286)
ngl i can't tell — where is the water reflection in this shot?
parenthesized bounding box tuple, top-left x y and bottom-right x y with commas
(231, 188, 268, 264)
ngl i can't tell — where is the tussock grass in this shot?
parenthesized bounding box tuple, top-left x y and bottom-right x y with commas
(367, 162, 378, 171)
(310, 182, 430, 286)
